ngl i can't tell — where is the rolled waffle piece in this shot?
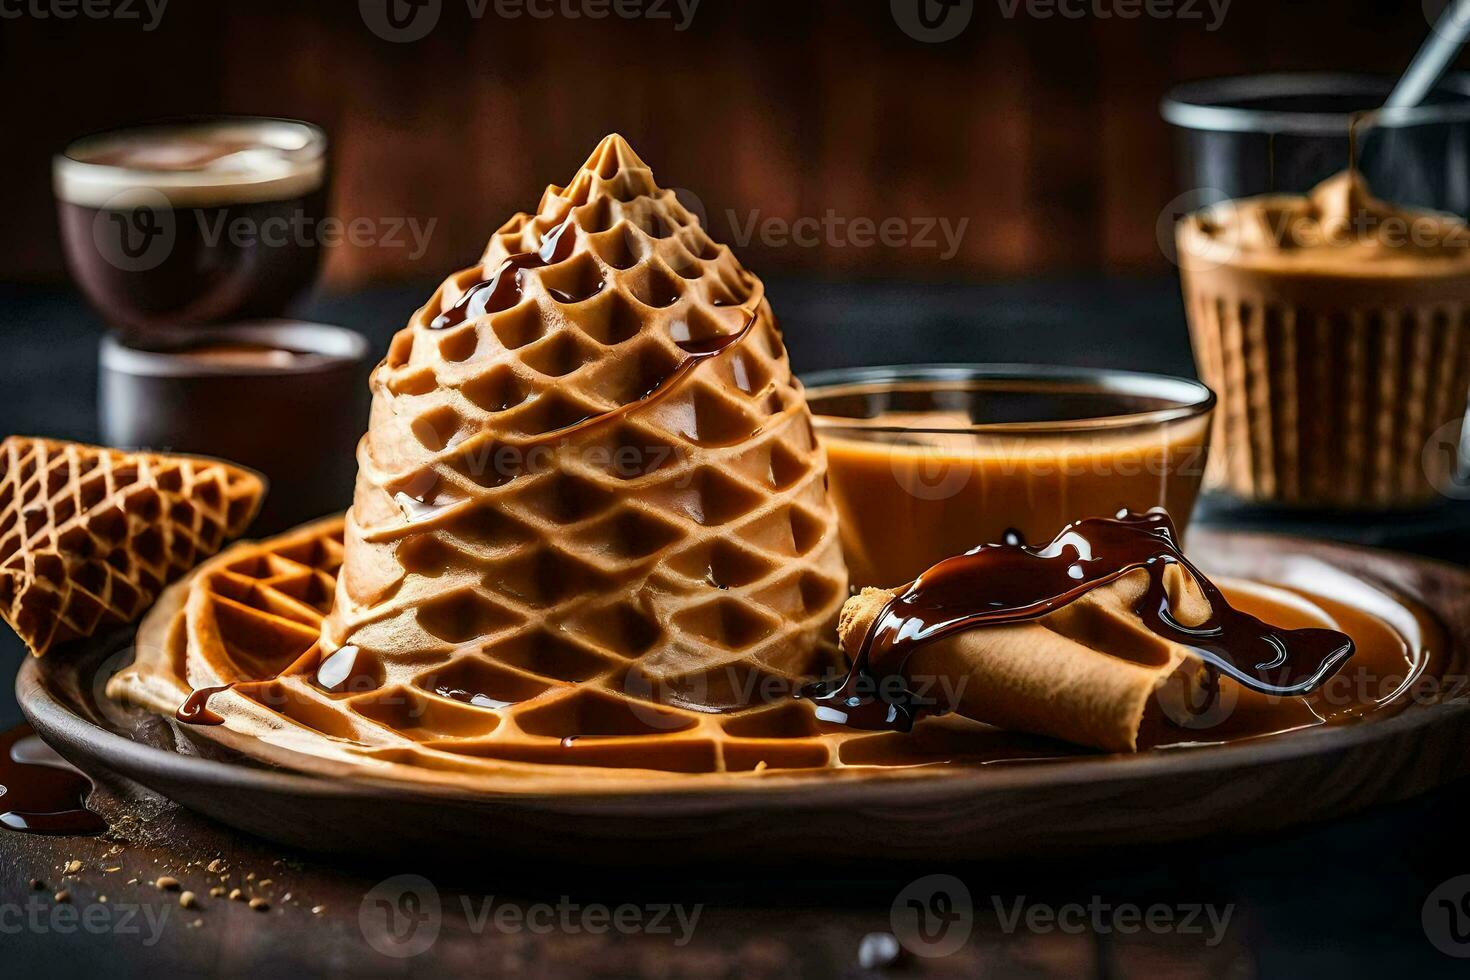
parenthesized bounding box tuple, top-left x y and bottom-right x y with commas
(836, 567, 1213, 753)
(0, 437, 264, 656)
(322, 133, 849, 710)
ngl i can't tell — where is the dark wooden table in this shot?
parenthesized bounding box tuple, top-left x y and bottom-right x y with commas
(4, 283, 1470, 977)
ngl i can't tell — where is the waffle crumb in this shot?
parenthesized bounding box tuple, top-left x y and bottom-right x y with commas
(207, 859, 227, 874)
(63, 860, 82, 874)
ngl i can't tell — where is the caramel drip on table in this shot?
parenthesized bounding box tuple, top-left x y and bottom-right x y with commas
(0, 725, 106, 835)
(807, 511, 1356, 731)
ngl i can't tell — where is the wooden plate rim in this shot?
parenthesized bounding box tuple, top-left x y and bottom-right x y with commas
(16, 530, 1470, 816)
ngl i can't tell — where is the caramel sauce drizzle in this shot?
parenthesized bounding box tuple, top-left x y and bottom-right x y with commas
(176, 683, 234, 726)
(0, 725, 107, 835)
(806, 511, 1356, 731)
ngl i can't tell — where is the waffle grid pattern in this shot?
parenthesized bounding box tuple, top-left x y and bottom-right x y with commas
(315, 135, 849, 739)
(0, 437, 264, 656)
(149, 518, 978, 779)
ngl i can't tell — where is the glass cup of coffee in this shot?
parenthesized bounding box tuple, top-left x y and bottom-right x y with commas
(804, 364, 1216, 588)
(53, 117, 328, 342)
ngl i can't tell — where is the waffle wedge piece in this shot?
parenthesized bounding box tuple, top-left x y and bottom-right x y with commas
(0, 436, 265, 656)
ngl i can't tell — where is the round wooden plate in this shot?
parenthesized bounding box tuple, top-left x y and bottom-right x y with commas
(17, 530, 1470, 866)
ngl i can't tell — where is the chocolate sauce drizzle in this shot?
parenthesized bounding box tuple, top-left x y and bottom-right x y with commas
(179, 219, 769, 716)
(807, 511, 1356, 731)
(514, 302, 762, 448)
(429, 217, 579, 331)
(426, 212, 762, 448)
(0, 725, 107, 835)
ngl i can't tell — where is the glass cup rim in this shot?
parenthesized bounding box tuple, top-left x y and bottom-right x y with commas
(57, 115, 327, 170)
(802, 363, 1217, 436)
(53, 115, 328, 209)
(1160, 71, 1470, 135)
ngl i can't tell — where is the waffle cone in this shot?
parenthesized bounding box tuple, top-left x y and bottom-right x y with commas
(1177, 173, 1470, 509)
(0, 437, 264, 656)
(110, 138, 868, 784)
(1181, 271, 1470, 508)
(319, 133, 847, 712)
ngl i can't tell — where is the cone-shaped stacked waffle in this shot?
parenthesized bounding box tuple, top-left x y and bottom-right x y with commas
(0, 437, 264, 656)
(111, 136, 856, 786)
(321, 134, 849, 708)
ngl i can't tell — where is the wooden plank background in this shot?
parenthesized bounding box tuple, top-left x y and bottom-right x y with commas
(0, 0, 1447, 287)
